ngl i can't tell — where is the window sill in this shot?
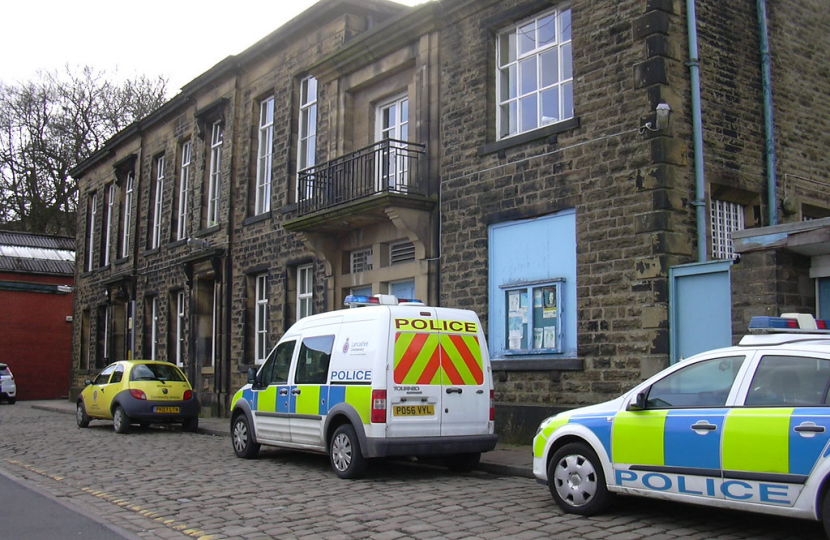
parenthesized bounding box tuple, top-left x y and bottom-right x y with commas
(243, 212, 271, 226)
(491, 356, 583, 371)
(477, 117, 580, 157)
(114, 257, 129, 266)
(167, 239, 187, 249)
(141, 247, 161, 257)
(195, 224, 221, 237)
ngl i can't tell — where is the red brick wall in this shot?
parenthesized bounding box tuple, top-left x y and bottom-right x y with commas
(0, 272, 73, 400)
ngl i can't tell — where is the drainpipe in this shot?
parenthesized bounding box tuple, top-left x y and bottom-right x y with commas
(686, 0, 707, 262)
(757, 0, 778, 226)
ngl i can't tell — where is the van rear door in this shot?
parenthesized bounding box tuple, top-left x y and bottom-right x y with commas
(434, 307, 490, 437)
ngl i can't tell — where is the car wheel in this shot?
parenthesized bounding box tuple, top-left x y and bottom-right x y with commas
(231, 414, 260, 459)
(822, 488, 830, 538)
(113, 406, 130, 434)
(445, 452, 481, 472)
(548, 442, 613, 516)
(76, 401, 90, 428)
(329, 424, 367, 479)
(8, 397, 15, 405)
(182, 417, 199, 433)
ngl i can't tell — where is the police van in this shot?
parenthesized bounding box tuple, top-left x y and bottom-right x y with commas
(230, 294, 497, 478)
(533, 314, 830, 536)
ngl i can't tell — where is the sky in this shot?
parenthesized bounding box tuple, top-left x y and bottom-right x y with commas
(0, 0, 428, 94)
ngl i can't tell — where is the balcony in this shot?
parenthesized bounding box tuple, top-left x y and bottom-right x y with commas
(284, 139, 435, 234)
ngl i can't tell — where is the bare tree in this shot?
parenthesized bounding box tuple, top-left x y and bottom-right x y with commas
(0, 66, 167, 236)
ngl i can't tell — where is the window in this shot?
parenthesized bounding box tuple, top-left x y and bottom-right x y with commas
(121, 171, 134, 258)
(497, 6, 573, 139)
(102, 184, 114, 266)
(176, 141, 192, 241)
(297, 264, 313, 320)
(389, 240, 415, 265)
(93, 364, 115, 385)
(173, 291, 186, 367)
(257, 340, 295, 387)
(350, 248, 373, 273)
(150, 155, 165, 249)
(745, 355, 830, 406)
(207, 121, 224, 227)
(711, 199, 744, 259)
(295, 335, 335, 384)
(489, 209, 577, 358)
(145, 297, 158, 360)
(503, 281, 562, 353)
(256, 97, 275, 215)
(376, 96, 409, 190)
(86, 192, 97, 272)
(297, 76, 317, 200)
(81, 309, 91, 370)
(255, 274, 269, 363)
(645, 356, 745, 408)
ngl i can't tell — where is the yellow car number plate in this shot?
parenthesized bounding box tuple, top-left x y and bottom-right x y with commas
(393, 405, 434, 416)
(154, 406, 180, 414)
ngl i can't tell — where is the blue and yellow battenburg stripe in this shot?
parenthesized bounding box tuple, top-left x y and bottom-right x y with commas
(534, 407, 830, 477)
(231, 385, 372, 424)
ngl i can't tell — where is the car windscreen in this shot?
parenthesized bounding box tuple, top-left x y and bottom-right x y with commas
(0, 366, 10, 376)
(130, 363, 187, 382)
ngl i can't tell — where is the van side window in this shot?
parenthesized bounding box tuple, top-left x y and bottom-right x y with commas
(259, 341, 295, 386)
(295, 335, 335, 384)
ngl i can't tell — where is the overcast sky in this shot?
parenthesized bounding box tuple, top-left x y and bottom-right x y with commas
(0, 0, 428, 93)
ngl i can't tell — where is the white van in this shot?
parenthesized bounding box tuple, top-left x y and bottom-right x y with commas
(230, 294, 498, 478)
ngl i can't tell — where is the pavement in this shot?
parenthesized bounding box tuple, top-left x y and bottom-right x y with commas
(25, 399, 535, 479)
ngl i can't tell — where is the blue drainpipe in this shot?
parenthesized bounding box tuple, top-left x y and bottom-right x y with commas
(686, 0, 707, 262)
(757, 0, 779, 226)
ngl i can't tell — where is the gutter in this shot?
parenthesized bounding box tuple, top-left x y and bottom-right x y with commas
(757, 0, 778, 226)
(686, 0, 707, 262)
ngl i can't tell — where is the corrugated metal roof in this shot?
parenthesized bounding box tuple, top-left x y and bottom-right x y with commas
(0, 231, 75, 250)
(0, 257, 75, 276)
(0, 231, 76, 276)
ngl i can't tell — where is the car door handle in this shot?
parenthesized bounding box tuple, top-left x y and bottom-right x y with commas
(690, 420, 717, 433)
(278, 389, 289, 396)
(292, 388, 301, 395)
(794, 422, 826, 434)
(446, 387, 462, 394)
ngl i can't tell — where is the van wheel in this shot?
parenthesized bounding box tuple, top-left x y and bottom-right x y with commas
(330, 424, 367, 479)
(113, 406, 130, 434)
(7, 397, 15, 405)
(231, 414, 260, 459)
(446, 452, 481, 472)
(76, 401, 90, 428)
(548, 442, 612, 516)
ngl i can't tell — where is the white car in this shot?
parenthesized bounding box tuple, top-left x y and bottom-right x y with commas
(0, 363, 17, 404)
(533, 314, 830, 537)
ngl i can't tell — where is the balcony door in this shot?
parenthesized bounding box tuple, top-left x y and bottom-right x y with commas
(376, 95, 409, 192)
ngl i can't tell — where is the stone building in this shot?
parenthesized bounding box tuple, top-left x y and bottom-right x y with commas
(70, 0, 830, 439)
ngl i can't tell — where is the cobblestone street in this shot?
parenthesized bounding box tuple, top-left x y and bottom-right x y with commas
(0, 404, 825, 540)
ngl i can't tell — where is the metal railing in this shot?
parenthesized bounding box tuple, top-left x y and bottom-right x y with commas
(297, 139, 426, 216)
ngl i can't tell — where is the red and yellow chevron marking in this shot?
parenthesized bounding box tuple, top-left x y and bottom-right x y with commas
(394, 332, 483, 385)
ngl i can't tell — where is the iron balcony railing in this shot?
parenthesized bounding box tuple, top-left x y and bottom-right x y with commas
(297, 139, 426, 216)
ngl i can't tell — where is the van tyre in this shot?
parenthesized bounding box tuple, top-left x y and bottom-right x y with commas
(548, 442, 612, 515)
(822, 487, 830, 538)
(330, 424, 367, 479)
(231, 414, 260, 459)
(76, 401, 90, 428)
(113, 406, 130, 434)
(446, 452, 481, 472)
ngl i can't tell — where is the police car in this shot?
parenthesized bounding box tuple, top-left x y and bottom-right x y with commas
(533, 314, 830, 536)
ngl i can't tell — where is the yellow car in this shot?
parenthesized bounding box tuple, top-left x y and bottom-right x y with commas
(76, 360, 200, 433)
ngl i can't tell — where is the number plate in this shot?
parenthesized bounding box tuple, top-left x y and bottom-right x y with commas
(393, 405, 434, 416)
(154, 406, 180, 414)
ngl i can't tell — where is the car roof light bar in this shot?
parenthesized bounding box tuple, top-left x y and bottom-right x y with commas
(748, 314, 830, 334)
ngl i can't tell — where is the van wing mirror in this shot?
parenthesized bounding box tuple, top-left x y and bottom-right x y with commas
(627, 389, 648, 411)
(247, 367, 257, 386)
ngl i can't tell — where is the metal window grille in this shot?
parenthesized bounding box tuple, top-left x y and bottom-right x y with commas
(389, 241, 415, 265)
(710, 199, 744, 259)
(351, 248, 373, 273)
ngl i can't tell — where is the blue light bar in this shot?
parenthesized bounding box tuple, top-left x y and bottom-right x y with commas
(748, 316, 798, 330)
(344, 295, 380, 306)
(748, 315, 830, 333)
